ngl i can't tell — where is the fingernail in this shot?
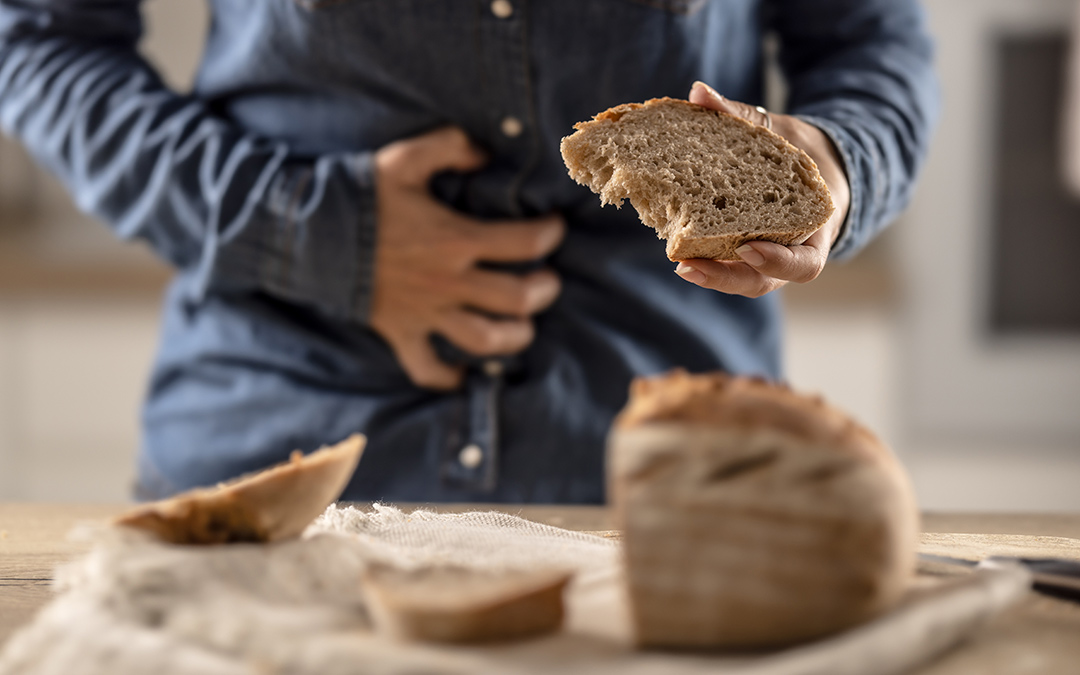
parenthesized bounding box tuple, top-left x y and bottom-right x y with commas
(692, 81, 722, 101)
(736, 244, 765, 266)
(675, 263, 706, 284)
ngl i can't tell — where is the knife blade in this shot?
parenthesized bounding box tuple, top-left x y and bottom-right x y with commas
(920, 553, 1080, 602)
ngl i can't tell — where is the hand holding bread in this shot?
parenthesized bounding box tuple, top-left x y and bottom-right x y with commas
(679, 82, 851, 297)
(561, 82, 851, 298)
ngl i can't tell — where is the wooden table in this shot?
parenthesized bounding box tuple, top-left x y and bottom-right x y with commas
(2, 504, 1080, 674)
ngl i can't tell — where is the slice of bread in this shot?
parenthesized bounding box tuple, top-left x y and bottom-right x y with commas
(561, 98, 834, 261)
(608, 370, 918, 649)
(361, 565, 572, 644)
(115, 434, 365, 545)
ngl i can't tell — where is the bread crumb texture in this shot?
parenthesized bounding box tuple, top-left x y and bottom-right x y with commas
(561, 98, 834, 260)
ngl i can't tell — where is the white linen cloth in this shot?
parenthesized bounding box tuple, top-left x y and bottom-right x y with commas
(0, 504, 1028, 675)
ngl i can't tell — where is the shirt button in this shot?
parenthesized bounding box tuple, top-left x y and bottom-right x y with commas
(459, 444, 484, 469)
(482, 359, 504, 377)
(491, 0, 514, 19)
(500, 116, 524, 138)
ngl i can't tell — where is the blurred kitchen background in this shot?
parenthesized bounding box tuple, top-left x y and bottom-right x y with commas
(0, 0, 1078, 509)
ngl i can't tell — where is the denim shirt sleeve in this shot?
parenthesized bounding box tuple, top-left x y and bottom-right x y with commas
(768, 0, 939, 260)
(0, 1, 377, 322)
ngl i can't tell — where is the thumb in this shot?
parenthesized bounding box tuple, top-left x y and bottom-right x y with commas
(376, 126, 489, 188)
(688, 81, 772, 130)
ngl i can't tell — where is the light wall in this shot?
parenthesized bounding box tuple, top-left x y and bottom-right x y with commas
(892, 0, 1080, 511)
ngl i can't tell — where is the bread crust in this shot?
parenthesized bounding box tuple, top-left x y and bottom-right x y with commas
(664, 229, 816, 262)
(608, 371, 918, 649)
(115, 434, 365, 544)
(615, 370, 883, 463)
(362, 566, 572, 644)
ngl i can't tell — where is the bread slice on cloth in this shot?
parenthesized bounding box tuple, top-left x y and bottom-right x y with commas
(115, 434, 365, 545)
(361, 565, 573, 644)
(561, 98, 834, 260)
(608, 371, 918, 649)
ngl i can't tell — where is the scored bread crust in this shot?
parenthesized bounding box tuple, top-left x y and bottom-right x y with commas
(615, 370, 883, 463)
(561, 98, 834, 261)
(608, 370, 918, 649)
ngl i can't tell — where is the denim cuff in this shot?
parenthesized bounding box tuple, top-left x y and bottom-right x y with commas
(794, 114, 862, 262)
(216, 150, 378, 324)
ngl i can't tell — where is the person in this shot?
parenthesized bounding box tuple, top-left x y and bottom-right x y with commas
(0, 0, 937, 503)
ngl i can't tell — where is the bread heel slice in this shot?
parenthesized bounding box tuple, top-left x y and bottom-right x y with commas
(560, 98, 834, 261)
(115, 434, 365, 545)
(361, 565, 573, 644)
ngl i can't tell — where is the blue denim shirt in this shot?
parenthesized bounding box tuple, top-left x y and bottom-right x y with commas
(0, 0, 937, 503)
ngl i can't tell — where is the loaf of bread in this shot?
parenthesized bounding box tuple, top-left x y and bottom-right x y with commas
(115, 434, 365, 545)
(361, 565, 572, 644)
(561, 98, 834, 261)
(607, 371, 918, 649)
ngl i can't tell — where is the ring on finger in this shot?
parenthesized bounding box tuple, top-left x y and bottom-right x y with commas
(754, 105, 772, 131)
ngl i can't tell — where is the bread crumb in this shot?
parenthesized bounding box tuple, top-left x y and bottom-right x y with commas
(1, 530, 8, 539)
(560, 97, 833, 261)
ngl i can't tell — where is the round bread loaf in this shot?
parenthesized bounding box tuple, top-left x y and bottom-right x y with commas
(608, 370, 918, 649)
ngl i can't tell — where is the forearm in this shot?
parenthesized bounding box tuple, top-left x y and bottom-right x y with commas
(0, 3, 376, 321)
(770, 0, 939, 259)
